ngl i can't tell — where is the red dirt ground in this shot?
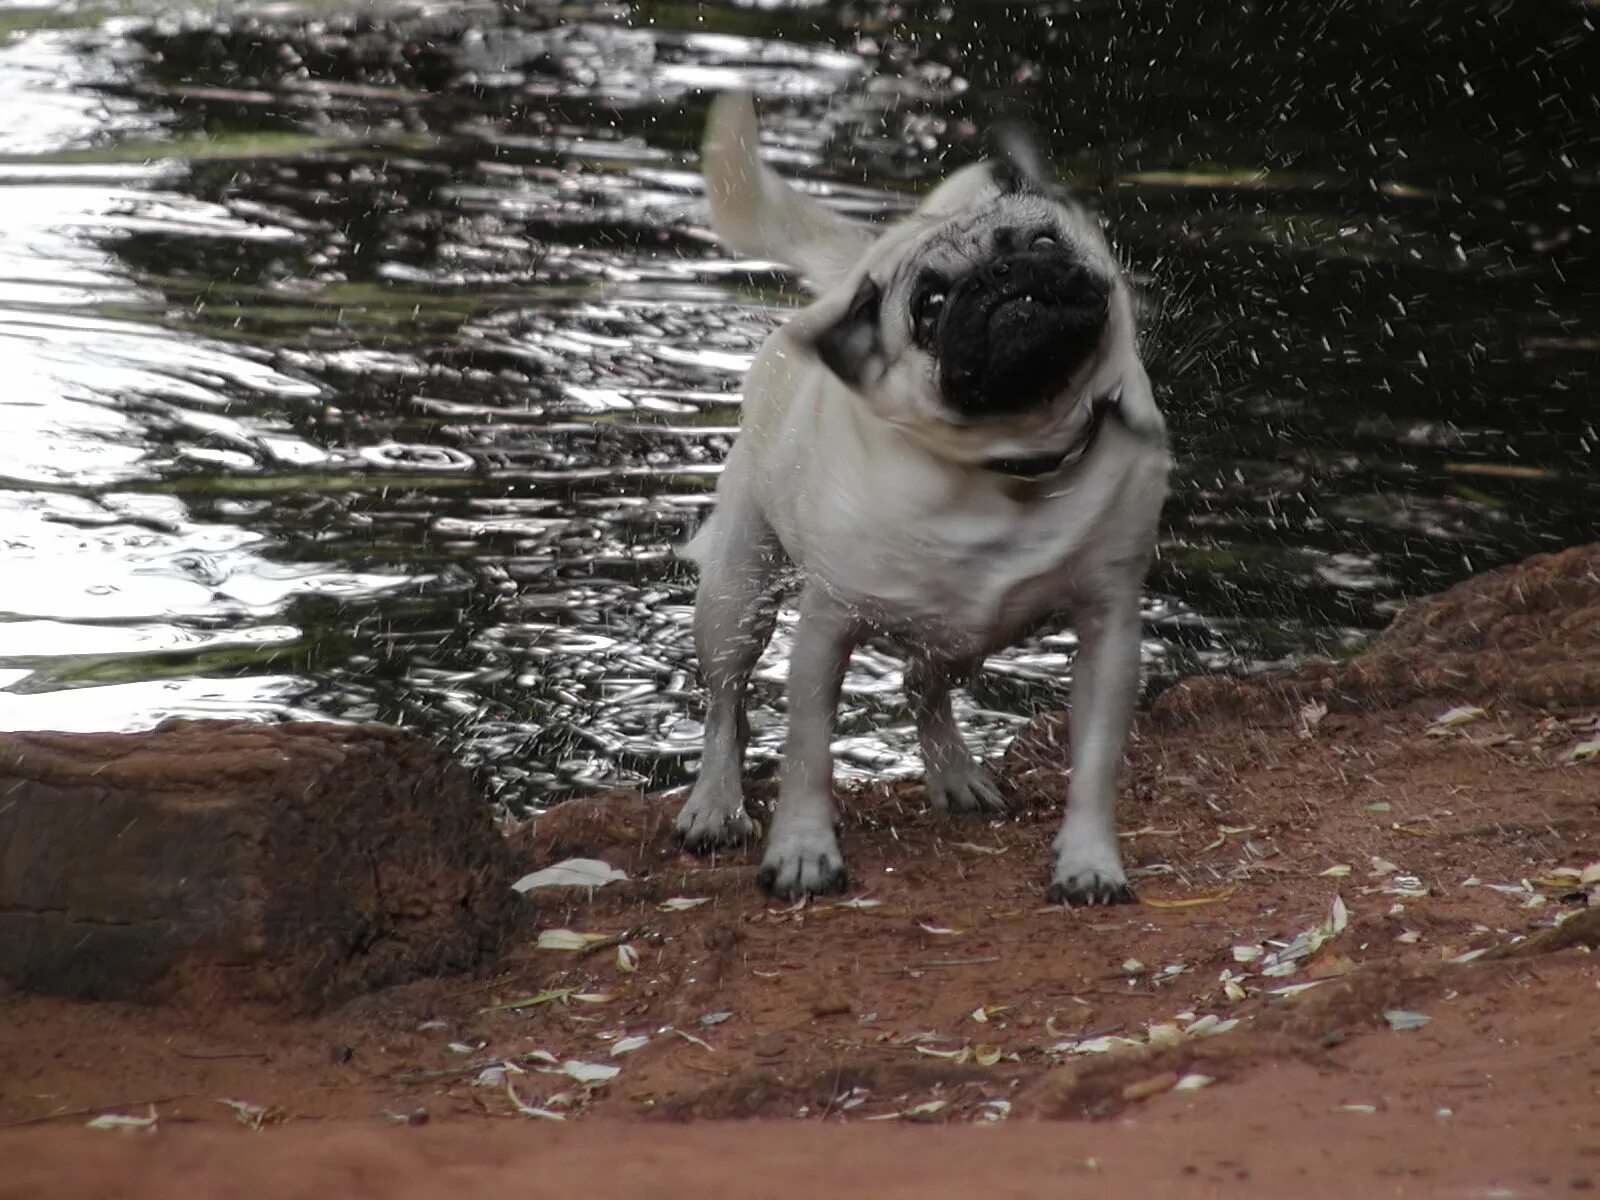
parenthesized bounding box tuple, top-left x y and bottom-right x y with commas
(3, 546, 1599, 1198)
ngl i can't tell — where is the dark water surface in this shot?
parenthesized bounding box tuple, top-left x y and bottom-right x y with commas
(0, 0, 1594, 810)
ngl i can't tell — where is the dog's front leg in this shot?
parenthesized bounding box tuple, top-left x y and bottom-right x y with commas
(675, 492, 782, 852)
(757, 581, 858, 898)
(1049, 587, 1142, 905)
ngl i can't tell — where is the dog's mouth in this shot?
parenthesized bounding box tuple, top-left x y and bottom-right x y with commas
(921, 247, 1111, 420)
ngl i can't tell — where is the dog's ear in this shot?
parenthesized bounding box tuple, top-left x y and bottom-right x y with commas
(811, 276, 886, 388)
(987, 119, 1066, 198)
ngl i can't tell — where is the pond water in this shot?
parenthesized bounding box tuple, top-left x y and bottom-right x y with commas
(0, 0, 1594, 811)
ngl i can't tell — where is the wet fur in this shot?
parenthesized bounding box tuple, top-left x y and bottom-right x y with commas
(677, 92, 1170, 904)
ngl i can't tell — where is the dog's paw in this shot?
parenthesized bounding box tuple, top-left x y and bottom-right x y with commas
(926, 757, 1006, 814)
(1047, 848, 1136, 907)
(756, 825, 848, 899)
(673, 787, 756, 854)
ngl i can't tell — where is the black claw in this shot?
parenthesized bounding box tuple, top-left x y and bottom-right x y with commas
(814, 857, 849, 895)
(755, 858, 849, 900)
(672, 828, 715, 857)
(1046, 878, 1138, 907)
(672, 817, 754, 857)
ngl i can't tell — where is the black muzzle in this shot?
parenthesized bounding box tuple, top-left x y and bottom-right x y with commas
(936, 250, 1110, 419)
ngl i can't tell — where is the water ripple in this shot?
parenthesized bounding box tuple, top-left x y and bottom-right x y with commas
(0, 0, 1592, 807)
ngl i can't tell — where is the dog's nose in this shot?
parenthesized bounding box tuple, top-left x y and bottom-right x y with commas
(937, 251, 1112, 420)
(977, 251, 1106, 312)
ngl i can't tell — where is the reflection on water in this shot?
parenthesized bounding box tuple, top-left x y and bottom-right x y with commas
(0, 0, 1594, 809)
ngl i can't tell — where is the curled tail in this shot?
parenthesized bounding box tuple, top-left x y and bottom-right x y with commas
(702, 92, 872, 295)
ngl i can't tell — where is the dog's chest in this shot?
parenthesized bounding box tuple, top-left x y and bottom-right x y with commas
(795, 464, 1135, 653)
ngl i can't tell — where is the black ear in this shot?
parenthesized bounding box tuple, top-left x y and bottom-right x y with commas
(812, 276, 885, 388)
(987, 118, 1065, 197)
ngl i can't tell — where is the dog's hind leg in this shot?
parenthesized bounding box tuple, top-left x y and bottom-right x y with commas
(907, 659, 1005, 814)
(674, 490, 782, 853)
(757, 581, 858, 898)
(1048, 588, 1142, 906)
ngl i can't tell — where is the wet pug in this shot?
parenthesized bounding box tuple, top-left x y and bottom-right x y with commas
(673, 93, 1169, 904)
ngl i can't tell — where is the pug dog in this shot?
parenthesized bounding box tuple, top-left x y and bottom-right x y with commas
(673, 92, 1169, 905)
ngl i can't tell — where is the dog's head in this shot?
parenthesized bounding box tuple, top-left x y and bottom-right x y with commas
(794, 126, 1132, 452)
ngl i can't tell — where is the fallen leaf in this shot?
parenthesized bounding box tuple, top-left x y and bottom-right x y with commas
(571, 992, 618, 1004)
(85, 1107, 157, 1131)
(1173, 1074, 1215, 1092)
(1318, 865, 1353, 878)
(914, 1044, 971, 1063)
(1383, 1009, 1431, 1032)
(1329, 895, 1350, 935)
(1142, 886, 1238, 909)
(917, 922, 962, 936)
(831, 896, 885, 910)
(559, 1060, 621, 1085)
(609, 1035, 649, 1057)
(974, 1044, 1003, 1066)
(505, 1081, 565, 1121)
(659, 897, 712, 912)
(1268, 980, 1332, 998)
(1427, 705, 1487, 734)
(1064, 1035, 1141, 1055)
(1569, 740, 1600, 763)
(671, 1028, 715, 1052)
(1121, 1072, 1179, 1102)
(512, 858, 628, 893)
(616, 944, 639, 973)
(1146, 1023, 1184, 1049)
(536, 929, 612, 951)
(1184, 1015, 1240, 1038)
(481, 988, 573, 1013)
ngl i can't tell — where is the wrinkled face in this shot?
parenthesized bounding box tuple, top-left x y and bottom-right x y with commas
(800, 170, 1133, 459)
(904, 198, 1113, 420)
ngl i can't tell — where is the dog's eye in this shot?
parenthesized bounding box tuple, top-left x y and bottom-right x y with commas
(912, 288, 946, 346)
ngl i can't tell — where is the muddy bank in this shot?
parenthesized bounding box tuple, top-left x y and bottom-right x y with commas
(2, 546, 1598, 1197)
